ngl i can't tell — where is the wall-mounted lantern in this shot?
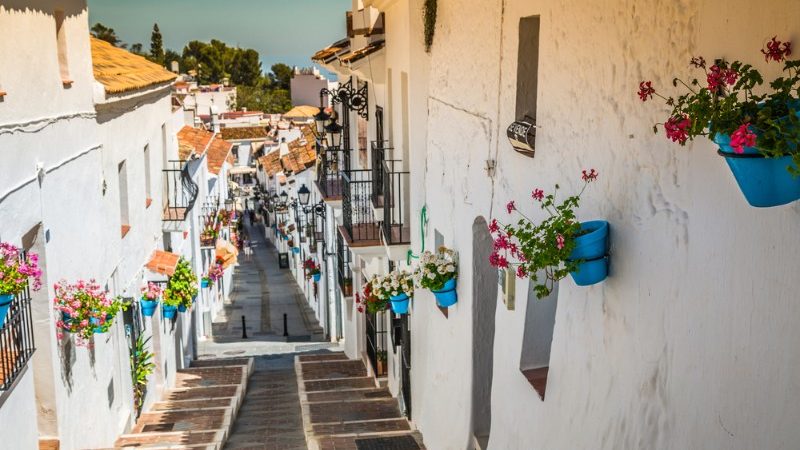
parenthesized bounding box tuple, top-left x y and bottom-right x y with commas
(506, 115, 536, 158)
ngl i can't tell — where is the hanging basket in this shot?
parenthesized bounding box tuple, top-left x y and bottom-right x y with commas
(567, 220, 610, 286)
(432, 277, 458, 307)
(162, 305, 178, 319)
(0, 294, 13, 329)
(390, 293, 410, 315)
(140, 299, 158, 317)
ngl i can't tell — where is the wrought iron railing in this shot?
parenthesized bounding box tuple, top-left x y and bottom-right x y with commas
(365, 311, 387, 377)
(370, 141, 393, 206)
(317, 147, 351, 200)
(342, 169, 380, 243)
(163, 160, 199, 221)
(382, 161, 411, 245)
(0, 282, 35, 391)
(336, 233, 353, 297)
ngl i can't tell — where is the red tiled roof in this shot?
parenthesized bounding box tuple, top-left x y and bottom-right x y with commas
(206, 137, 234, 175)
(312, 38, 351, 63)
(219, 126, 270, 141)
(340, 40, 385, 64)
(220, 111, 263, 119)
(261, 151, 282, 177)
(177, 126, 214, 160)
(146, 250, 180, 276)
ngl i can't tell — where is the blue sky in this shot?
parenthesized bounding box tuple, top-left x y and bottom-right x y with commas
(88, 0, 350, 79)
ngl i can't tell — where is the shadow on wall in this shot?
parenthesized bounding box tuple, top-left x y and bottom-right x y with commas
(471, 216, 497, 446)
(58, 337, 75, 394)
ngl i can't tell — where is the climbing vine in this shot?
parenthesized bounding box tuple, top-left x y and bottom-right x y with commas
(423, 0, 437, 52)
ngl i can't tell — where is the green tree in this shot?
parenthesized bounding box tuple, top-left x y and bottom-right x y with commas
(269, 63, 293, 90)
(264, 89, 292, 113)
(197, 45, 225, 84)
(230, 49, 262, 86)
(91, 23, 123, 47)
(150, 23, 165, 64)
(163, 49, 181, 71)
(130, 43, 143, 54)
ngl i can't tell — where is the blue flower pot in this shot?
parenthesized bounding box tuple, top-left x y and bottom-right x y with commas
(201, 278, 210, 288)
(0, 293, 13, 329)
(570, 256, 609, 286)
(140, 299, 158, 317)
(178, 304, 187, 313)
(568, 221, 609, 286)
(713, 105, 800, 208)
(90, 316, 106, 333)
(292, 247, 300, 254)
(162, 305, 178, 319)
(390, 294, 410, 315)
(432, 278, 458, 307)
(313, 273, 321, 282)
(282, 234, 289, 241)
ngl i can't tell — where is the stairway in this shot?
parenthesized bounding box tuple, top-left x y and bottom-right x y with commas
(295, 353, 425, 450)
(114, 358, 253, 449)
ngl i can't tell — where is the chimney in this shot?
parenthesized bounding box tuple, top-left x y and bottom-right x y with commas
(170, 60, 179, 73)
(210, 102, 220, 133)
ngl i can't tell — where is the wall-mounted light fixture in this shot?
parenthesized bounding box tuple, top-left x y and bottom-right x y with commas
(506, 115, 537, 158)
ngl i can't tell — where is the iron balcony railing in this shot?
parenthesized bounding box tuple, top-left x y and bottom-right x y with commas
(317, 147, 351, 200)
(342, 169, 381, 244)
(336, 232, 353, 297)
(382, 161, 411, 245)
(163, 160, 199, 221)
(0, 281, 35, 391)
(370, 141, 393, 206)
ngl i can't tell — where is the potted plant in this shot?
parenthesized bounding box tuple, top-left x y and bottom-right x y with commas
(370, 271, 415, 315)
(54, 279, 126, 344)
(489, 170, 608, 299)
(376, 350, 388, 376)
(205, 259, 224, 289)
(200, 226, 218, 247)
(638, 36, 800, 207)
(341, 278, 353, 297)
(304, 258, 322, 282)
(414, 246, 458, 307)
(163, 258, 198, 318)
(140, 282, 162, 317)
(355, 280, 389, 314)
(131, 335, 155, 416)
(0, 242, 42, 328)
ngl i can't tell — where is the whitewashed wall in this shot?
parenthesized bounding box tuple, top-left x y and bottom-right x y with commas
(400, 0, 800, 449)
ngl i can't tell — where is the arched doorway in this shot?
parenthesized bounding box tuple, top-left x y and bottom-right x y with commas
(471, 217, 498, 449)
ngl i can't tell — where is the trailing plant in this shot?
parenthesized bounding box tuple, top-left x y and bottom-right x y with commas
(639, 36, 800, 172)
(207, 258, 224, 285)
(163, 258, 198, 309)
(423, 0, 437, 53)
(0, 242, 42, 295)
(413, 246, 457, 291)
(355, 280, 388, 314)
(131, 335, 155, 414)
(369, 271, 414, 301)
(489, 170, 598, 299)
(53, 279, 127, 344)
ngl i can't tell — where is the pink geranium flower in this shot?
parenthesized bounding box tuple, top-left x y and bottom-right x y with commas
(506, 201, 516, 214)
(729, 123, 757, 154)
(637, 81, 655, 101)
(532, 189, 544, 201)
(664, 116, 691, 144)
(761, 36, 792, 62)
(556, 234, 565, 250)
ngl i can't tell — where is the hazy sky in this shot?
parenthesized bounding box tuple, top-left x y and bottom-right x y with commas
(87, 0, 350, 78)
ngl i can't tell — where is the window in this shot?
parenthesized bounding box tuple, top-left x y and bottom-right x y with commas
(118, 160, 130, 237)
(144, 145, 152, 207)
(54, 10, 71, 85)
(515, 16, 540, 128)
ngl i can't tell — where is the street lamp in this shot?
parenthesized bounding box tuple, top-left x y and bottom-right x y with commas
(224, 198, 234, 212)
(325, 119, 343, 148)
(298, 184, 311, 206)
(280, 191, 288, 205)
(314, 107, 331, 135)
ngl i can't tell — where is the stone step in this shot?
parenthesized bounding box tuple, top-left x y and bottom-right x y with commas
(303, 376, 376, 392)
(308, 398, 402, 423)
(315, 432, 426, 450)
(306, 388, 392, 403)
(300, 360, 367, 381)
(311, 418, 411, 437)
(114, 430, 224, 449)
(174, 365, 250, 390)
(297, 353, 348, 363)
(150, 397, 236, 412)
(132, 408, 233, 435)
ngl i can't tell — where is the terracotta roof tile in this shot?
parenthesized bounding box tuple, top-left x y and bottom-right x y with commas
(91, 37, 177, 94)
(340, 40, 385, 64)
(177, 126, 214, 160)
(312, 38, 351, 63)
(146, 250, 180, 276)
(261, 151, 282, 177)
(206, 137, 234, 175)
(220, 126, 270, 141)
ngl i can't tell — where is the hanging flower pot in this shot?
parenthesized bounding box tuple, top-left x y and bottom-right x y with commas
(178, 304, 187, 313)
(390, 293, 410, 314)
(140, 299, 158, 317)
(53, 280, 125, 344)
(162, 305, 178, 319)
(638, 37, 800, 208)
(414, 246, 458, 307)
(313, 273, 322, 282)
(0, 294, 13, 329)
(292, 247, 300, 254)
(567, 221, 610, 286)
(90, 316, 106, 333)
(432, 278, 458, 307)
(201, 278, 210, 288)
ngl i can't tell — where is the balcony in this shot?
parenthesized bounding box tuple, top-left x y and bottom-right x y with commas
(339, 169, 383, 252)
(162, 160, 199, 227)
(337, 232, 353, 298)
(370, 141, 392, 212)
(1, 287, 35, 391)
(315, 147, 351, 205)
(381, 161, 411, 250)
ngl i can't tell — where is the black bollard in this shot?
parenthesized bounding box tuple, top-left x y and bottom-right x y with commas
(241, 315, 248, 339)
(283, 313, 289, 337)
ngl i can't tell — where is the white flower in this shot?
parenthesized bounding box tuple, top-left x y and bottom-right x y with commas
(446, 265, 455, 273)
(427, 272, 435, 279)
(392, 291, 398, 296)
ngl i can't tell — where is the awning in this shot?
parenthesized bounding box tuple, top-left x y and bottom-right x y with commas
(145, 250, 180, 276)
(228, 166, 257, 175)
(215, 240, 238, 269)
